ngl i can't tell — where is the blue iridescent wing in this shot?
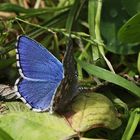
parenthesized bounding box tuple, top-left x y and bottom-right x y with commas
(16, 35, 64, 81)
(15, 78, 59, 111)
(14, 35, 64, 111)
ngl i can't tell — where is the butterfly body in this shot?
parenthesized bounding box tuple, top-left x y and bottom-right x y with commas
(53, 39, 78, 112)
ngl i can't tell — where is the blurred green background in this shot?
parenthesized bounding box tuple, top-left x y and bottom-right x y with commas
(0, 0, 140, 140)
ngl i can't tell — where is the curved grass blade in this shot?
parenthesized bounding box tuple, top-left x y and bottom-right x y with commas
(0, 3, 69, 15)
(66, 0, 86, 33)
(118, 13, 140, 44)
(121, 108, 140, 140)
(78, 60, 140, 98)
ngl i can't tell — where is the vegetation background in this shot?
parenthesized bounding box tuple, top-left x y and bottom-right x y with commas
(0, 0, 140, 140)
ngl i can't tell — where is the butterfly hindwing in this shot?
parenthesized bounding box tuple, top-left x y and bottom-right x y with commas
(15, 77, 59, 111)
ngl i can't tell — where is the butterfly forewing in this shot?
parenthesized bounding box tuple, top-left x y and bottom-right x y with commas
(16, 35, 64, 81)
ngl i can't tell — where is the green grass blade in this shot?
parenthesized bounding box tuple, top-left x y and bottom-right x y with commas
(0, 3, 28, 13)
(66, 0, 80, 33)
(121, 108, 140, 140)
(88, 0, 96, 40)
(0, 10, 69, 55)
(88, 0, 100, 61)
(78, 60, 140, 97)
(137, 52, 140, 74)
(0, 3, 69, 14)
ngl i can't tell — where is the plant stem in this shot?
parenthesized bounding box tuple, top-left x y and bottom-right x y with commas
(95, 0, 115, 73)
(121, 108, 140, 140)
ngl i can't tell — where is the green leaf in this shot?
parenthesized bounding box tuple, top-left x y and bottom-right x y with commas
(101, 21, 140, 55)
(0, 102, 75, 140)
(0, 111, 75, 140)
(66, 93, 121, 132)
(0, 127, 14, 140)
(122, 0, 140, 16)
(118, 13, 140, 44)
(77, 60, 140, 98)
(100, 0, 140, 55)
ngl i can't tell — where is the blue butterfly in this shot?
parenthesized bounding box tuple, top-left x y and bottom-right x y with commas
(14, 35, 65, 112)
